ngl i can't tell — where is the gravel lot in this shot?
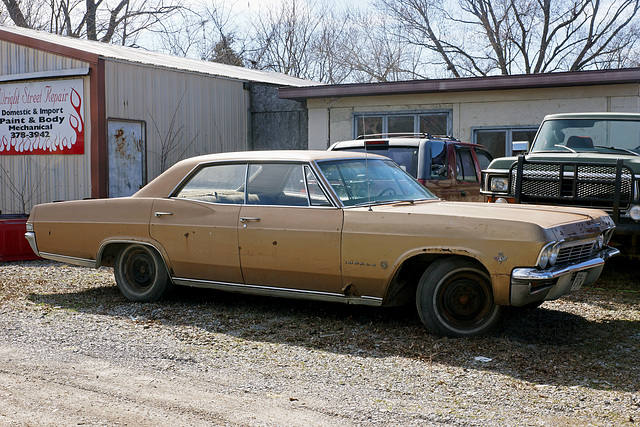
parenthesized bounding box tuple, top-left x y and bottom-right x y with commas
(0, 259, 639, 426)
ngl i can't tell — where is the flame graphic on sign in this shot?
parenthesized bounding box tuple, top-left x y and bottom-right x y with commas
(69, 87, 84, 143)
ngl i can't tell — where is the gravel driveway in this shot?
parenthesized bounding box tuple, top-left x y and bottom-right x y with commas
(1, 259, 639, 426)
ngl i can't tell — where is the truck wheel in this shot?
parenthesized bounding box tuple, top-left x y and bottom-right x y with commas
(114, 245, 171, 302)
(416, 257, 503, 337)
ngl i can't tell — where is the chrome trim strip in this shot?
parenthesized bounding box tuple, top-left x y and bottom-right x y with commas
(24, 232, 41, 257)
(38, 252, 97, 268)
(172, 277, 384, 306)
(512, 246, 619, 281)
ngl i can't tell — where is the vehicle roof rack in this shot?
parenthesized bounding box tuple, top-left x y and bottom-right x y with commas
(355, 133, 458, 141)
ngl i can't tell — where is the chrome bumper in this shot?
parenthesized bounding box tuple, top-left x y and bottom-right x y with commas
(24, 231, 41, 257)
(510, 246, 619, 306)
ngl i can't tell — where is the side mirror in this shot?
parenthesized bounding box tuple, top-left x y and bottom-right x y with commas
(511, 140, 529, 155)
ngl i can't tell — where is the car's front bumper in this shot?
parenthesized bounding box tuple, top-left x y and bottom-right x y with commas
(509, 246, 619, 306)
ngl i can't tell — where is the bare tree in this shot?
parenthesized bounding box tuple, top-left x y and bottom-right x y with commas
(376, 0, 640, 77)
(247, 0, 327, 79)
(153, 0, 247, 64)
(340, 11, 427, 82)
(148, 88, 198, 173)
(1, 0, 183, 45)
(0, 158, 51, 214)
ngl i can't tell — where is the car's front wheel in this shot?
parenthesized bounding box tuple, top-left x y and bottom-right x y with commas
(114, 245, 172, 302)
(416, 257, 503, 337)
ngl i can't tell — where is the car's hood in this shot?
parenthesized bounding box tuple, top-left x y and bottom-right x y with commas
(347, 200, 614, 242)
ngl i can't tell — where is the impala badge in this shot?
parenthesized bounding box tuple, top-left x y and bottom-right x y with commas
(494, 253, 507, 263)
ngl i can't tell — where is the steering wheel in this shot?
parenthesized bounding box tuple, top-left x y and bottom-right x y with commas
(377, 187, 397, 197)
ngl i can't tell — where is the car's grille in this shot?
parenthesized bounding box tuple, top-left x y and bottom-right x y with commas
(510, 160, 635, 214)
(556, 242, 596, 265)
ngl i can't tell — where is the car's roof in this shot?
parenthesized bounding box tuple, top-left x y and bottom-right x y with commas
(134, 150, 387, 198)
(544, 112, 640, 121)
(179, 149, 385, 165)
(330, 137, 480, 149)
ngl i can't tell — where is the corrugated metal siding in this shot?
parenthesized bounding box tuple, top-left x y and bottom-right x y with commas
(0, 42, 91, 214)
(104, 61, 249, 181)
(0, 41, 87, 74)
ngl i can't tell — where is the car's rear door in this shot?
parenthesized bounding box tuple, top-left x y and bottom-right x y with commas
(149, 163, 245, 283)
(237, 163, 343, 293)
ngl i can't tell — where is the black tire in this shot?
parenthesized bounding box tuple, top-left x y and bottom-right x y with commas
(416, 257, 504, 338)
(114, 245, 172, 302)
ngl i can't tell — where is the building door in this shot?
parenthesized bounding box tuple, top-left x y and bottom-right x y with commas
(108, 120, 146, 198)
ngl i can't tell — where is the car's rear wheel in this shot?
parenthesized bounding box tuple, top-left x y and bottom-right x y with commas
(416, 257, 503, 337)
(114, 245, 171, 302)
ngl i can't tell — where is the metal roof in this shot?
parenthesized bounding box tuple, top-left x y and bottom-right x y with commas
(0, 25, 319, 87)
(279, 68, 640, 100)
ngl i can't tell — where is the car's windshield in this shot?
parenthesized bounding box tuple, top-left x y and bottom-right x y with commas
(317, 158, 436, 206)
(531, 118, 640, 154)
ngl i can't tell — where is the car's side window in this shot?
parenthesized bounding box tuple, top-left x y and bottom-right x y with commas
(304, 166, 332, 206)
(455, 147, 478, 182)
(175, 163, 247, 204)
(247, 163, 309, 206)
(429, 140, 448, 179)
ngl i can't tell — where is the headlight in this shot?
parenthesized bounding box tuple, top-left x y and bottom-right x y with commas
(629, 205, 640, 221)
(490, 177, 509, 192)
(595, 234, 604, 250)
(604, 228, 615, 244)
(549, 243, 561, 266)
(536, 241, 561, 269)
(537, 244, 552, 269)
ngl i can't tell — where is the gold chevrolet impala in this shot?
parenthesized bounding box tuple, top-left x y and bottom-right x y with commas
(25, 151, 619, 337)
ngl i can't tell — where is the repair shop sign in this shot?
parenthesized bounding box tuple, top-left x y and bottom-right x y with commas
(0, 79, 85, 155)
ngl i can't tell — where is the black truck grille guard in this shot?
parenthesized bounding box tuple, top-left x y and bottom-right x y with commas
(510, 156, 636, 221)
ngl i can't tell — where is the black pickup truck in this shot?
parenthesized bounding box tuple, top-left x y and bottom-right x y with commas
(482, 112, 640, 256)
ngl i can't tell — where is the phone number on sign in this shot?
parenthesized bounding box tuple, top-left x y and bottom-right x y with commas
(10, 131, 51, 139)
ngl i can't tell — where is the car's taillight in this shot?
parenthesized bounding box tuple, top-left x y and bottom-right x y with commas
(365, 140, 388, 148)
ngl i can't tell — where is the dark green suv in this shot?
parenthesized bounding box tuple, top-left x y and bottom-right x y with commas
(482, 112, 640, 256)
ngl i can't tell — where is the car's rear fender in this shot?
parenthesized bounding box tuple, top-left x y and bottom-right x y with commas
(97, 240, 173, 277)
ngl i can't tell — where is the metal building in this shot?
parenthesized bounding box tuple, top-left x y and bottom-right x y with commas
(279, 68, 640, 157)
(0, 25, 314, 215)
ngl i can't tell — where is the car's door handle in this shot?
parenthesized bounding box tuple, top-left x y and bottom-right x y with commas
(460, 191, 467, 197)
(240, 217, 261, 223)
(154, 212, 174, 217)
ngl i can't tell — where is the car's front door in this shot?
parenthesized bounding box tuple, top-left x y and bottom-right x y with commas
(149, 163, 246, 283)
(237, 163, 343, 293)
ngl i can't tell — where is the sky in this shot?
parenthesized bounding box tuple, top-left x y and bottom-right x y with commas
(142, 0, 376, 59)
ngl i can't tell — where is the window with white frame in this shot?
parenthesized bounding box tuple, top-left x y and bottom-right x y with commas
(354, 111, 451, 138)
(472, 126, 539, 158)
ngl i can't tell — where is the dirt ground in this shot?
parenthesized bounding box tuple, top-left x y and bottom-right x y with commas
(0, 259, 639, 426)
